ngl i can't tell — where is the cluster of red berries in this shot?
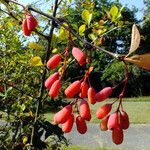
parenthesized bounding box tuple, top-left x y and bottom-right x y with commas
(22, 13, 37, 36)
(44, 46, 129, 145)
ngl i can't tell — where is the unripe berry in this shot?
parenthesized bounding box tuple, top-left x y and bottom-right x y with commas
(45, 72, 59, 89)
(76, 115, 87, 134)
(107, 112, 119, 130)
(22, 19, 31, 36)
(47, 54, 61, 69)
(62, 113, 74, 133)
(95, 87, 112, 102)
(88, 87, 96, 104)
(96, 104, 112, 119)
(120, 111, 129, 130)
(49, 79, 61, 97)
(72, 47, 86, 66)
(79, 81, 88, 98)
(54, 105, 72, 124)
(80, 99, 91, 121)
(26, 14, 37, 31)
(112, 127, 124, 145)
(64, 80, 81, 98)
(100, 116, 109, 131)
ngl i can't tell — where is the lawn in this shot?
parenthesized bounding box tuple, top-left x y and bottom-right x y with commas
(44, 96, 150, 124)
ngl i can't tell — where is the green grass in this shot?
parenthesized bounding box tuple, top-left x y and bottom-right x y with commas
(44, 97, 150, 124)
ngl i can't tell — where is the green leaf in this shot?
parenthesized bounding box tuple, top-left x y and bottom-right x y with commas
(109, 5, 119, 21)
(29, 56, 43, 66)
(88, 33, 96, 41)
(79, 24, 86, 36)
(81, 9, 92, 26)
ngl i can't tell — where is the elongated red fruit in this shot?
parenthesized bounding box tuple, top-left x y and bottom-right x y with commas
(120, 111, 129, 130)
(47, 54, 61, 69)
(112, 127, 124, 145)
(45, 72, 59, 89)
(96, 104, 112, 119)
(72, 47, 86, 66)
(49, 79, 61, 97)
(65, 80, 81, 98)
(107, 112, 119, 130)
(54, 105, 72, 124)
(26, 14, 37, 31)
(95, 87, 112, 102)
(79, 99, 91, 121)
(22, 19, 31, 36)
(79, 81, 88, 98)
(100, 37, 104, 45)
(62, 113, 74, 133)
(100, 116, 109, 131)
(88, 87, 96, 104)
(76, 115, 87, 134)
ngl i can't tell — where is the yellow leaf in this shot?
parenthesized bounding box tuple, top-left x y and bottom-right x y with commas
(88, 66, 94, 73)
(109, 5, 119, 21)
(29, 56, 43, 66)
(28, 42, 43, 50)
(79, 24, 86, 36)
(124, 53, 150, 70)
(22, 136, 28, 144)
(126, 24, 140, 57)
(52, 48, 58, 53)
(81, 9, 92, 26)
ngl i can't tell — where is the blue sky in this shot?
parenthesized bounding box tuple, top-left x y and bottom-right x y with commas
(20, 0, 145, 20)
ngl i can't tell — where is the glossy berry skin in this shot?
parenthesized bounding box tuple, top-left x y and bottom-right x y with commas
(47, 54, 61, 69)
(112, 127, 124, 145)
(22, 19, 31, 36)
(76, 115, 87, 134)
(54, 105, 72, 124)
(79, 81, 88, 98)
(72, 47, 86, 66)
(26, 15, 37, 31)
(96, 104, 112, 119)
(107, 112, 119, 130)
(120, 111, 129, 130)
(49, 79, 61, 97)
(95, 87, 112, 102)
(100, 116, 109, 131)
(45, 72, 59, 89)
(64, 80, 81, 98)
(79, 99, 91, 121)
(88, 87, 96, 104)
(62, 113, 74, 133)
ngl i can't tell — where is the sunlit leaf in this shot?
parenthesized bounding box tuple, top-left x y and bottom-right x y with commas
(52, 48, 58, 53)
(81, 9, 92, 26)
(124, 53, 150, 70)
(28, 42, 44, 50)
(88, 66, 94, 73)
(79, 24, 86, 36)
(88, 33, 96, 41)
(109, 5, 119, 21)
(29, 56, 43, 66)
(126, 24, 140, 57)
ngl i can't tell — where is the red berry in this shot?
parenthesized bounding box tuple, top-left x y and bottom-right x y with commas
(100, 37, 104, 45)
(47, 54, 61, 69)
(45, 72, 59, 89)
(120, 111, 129, 130)
(88, 87, 96, 104)
(76, 115, 87, 134)
(107, 112, 119, 130)
(72, 47, 86, 66)
(54, 105, 72, 124)
(95, 87, 112, 102)
(22, 19, 31, 36)
(0, 86, 4, 92)
(79, 81, 88, 98)
(26, 14, 37, 31)
(96, 104, 112, 119)
(79, 99, 91, 121)
(112, 127, 124, 145)
(100, 116, 109, 131)
(49, 79, 61, 97)
(64, 80, 81, 98)
(62, 113, 74, 133)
